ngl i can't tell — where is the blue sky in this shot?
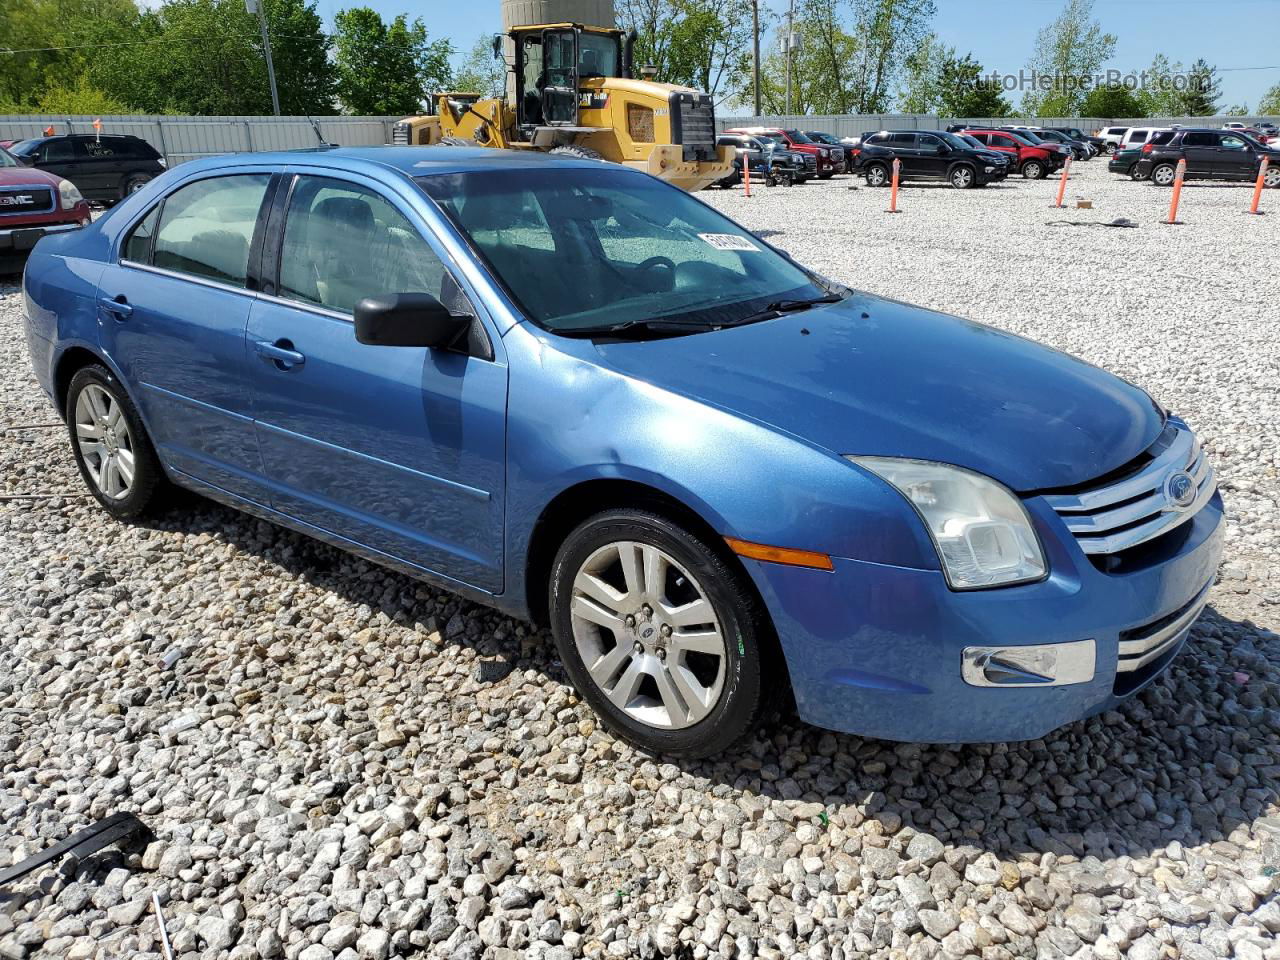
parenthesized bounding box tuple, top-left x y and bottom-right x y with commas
(309, 0, 1279, 111)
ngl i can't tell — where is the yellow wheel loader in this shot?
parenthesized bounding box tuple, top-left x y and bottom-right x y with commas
(392, 23, 733, 192)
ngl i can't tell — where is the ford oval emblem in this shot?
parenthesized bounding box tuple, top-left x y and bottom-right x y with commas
(1164, 470, 1197, 510)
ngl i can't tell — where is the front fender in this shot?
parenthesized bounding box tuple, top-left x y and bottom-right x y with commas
(502, 323, 940, 604)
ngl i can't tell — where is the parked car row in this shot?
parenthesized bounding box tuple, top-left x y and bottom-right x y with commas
(5, 134, 166, 205)
(1104, 127, 1280, 186)
(0, 144, 91, 271)
(713, 133, 819, 187)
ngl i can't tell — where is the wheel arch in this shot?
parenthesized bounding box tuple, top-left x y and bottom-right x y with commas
(53, 344, 114, 418)
(524, 476, 789, 634)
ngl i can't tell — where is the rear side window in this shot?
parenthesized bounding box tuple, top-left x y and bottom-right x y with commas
(889, 133, 915, 145)
(867, 133, 889, 144)
(1150, 131, 1174, 146)
(152, 174, 270, 286)
(279, 177, 449, 316)
(123, 206, 159, 262)
(84, 139, 120, 159)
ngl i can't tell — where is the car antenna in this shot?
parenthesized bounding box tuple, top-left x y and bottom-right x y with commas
(306, 116, 338, 149)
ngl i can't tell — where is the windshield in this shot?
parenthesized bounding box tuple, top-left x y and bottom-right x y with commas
(418, 168, 827, 335)
(0, 147, 16, 167)
(1010, 129, 1044, 143)
(1004, 130, 1036, 146)
(782, 129, 813, 143)
(759, 133, 787, 146)
(8, 140, 38, 157)
(958, 134, 983, 149)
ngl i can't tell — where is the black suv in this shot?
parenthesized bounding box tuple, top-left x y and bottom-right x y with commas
(854, 130, 1009, 189)
(1134, 128, 1280, 187)
(9, 134, 166, 204)
(1044, 126, 1107, 155)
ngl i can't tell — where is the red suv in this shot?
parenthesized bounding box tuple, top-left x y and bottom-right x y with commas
(959, 128, 1064, 180)
(0, 146, 90, 272)
(724, 127, 843, 178)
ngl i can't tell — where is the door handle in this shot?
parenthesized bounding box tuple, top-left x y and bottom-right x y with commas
(99, 296, 133, 320)
(254, 339, 306, 369)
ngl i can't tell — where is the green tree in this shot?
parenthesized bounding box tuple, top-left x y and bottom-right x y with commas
(1021, 0, 1117, 116)
(334, 7, 452, 115)
(1080, 84, 1145, 118)
(1259, 82, 1280, 116)
(0, 0, 138, 107)
(847, 0, 937, 113)
(617, 0, 752, 101)
(1178, 58, 1220, 115)
(938, 52, 1010, 117)
(1134, 53, 1183, 117)
(453, 34, 506, 97)
(898, 33, 945, 113)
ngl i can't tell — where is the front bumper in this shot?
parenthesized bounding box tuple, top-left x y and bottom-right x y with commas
(0, 220, 83, 253)
(746, 492, 1224, 743)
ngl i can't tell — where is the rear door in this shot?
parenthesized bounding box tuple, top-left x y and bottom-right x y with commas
(541, 29, 579, 125)
(1179, 131, 1218, 176)
(245, 170, 508, 592)
(96, 169, 276, 499)
(887, 133, 918, 174)
(80, 137, 129, 198)
(38, 138, 91, 194)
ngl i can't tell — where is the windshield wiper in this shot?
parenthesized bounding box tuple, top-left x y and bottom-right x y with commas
(732, 293, 845, 326)
(561, 318, 722, 339)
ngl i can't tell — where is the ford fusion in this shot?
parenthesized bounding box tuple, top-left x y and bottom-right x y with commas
(22, 148, 1223, 757)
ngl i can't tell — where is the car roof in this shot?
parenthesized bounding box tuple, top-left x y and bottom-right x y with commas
(170, 145, 636, 180)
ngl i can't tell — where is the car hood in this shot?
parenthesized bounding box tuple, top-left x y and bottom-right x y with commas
(0, 166, 63, 188)
(591, 293, 1164, 492)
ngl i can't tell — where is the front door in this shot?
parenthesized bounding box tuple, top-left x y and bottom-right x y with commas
(96, 171, 275, 499)
(1215, 133, 1255, 179)
(246, 172, 508, 592)
(915, 133, 950, 178)
(541, 29, 579, 126)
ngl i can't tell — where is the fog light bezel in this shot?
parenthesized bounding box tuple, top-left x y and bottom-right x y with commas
(961, 639, 1096, 688)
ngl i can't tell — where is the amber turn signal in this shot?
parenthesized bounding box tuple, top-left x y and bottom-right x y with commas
(724, 537, 834, 571)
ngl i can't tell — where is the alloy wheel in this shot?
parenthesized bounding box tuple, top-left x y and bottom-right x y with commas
(1265, 167, 1280, 188)
(74, 383, 135, 499)
(1152, 165, 1175, 186)
(952, 167, 973, 188)
(569, 540, 727, 730)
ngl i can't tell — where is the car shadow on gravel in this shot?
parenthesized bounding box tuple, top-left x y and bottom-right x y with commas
(139, 496, 1276, 866)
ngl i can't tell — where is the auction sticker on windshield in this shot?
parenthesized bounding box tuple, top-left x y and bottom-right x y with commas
(698, 233, 760, 252)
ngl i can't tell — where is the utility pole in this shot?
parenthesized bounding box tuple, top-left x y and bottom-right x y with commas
(752, 0, 761, 117)
(246, 0, 281, 116)
(784, 0, 794, 116)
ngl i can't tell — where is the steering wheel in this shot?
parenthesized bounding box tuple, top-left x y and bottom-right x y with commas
(635, 256, 676, 290)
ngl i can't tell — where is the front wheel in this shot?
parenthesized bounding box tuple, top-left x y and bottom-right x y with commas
(949, 165, 975, 189)
(1021, 160, 1045, 180)
(548, 144, 604, 161)
(1105, 143, 1117, 155)
(549, 509, 775, 758)
(1264, 166, 1280, 188)
(1151, 163, 1177, 187)
(66, 365, 166, 519)
(122, 174, 151, 198)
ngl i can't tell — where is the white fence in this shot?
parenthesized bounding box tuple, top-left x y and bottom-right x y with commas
(0, 115, 398, 165)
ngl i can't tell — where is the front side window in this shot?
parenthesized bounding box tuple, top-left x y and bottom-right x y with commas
(577, 32, 619, 78)
(419, 167, 827, 335)
(123, 206, 159, 262)
(1182, 132, 1214, 147)
(151, 174, 270, 286)
(1220, 134, 1248, 150)
(279, 177, 450, 316)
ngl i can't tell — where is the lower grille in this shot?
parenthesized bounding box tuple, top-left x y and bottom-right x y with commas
(392, 123, 410, 146)
(1115, 581, 1210, 677)
(0, 186, 55, 215)
(1044, 418, 1215, 558)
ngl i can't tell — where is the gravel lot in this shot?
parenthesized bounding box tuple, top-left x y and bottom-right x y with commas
(1, 159, 1278, 960)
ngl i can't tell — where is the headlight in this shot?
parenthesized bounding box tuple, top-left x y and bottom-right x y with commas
(58, 179, 83, 210)
(847, 457, 1047, 589)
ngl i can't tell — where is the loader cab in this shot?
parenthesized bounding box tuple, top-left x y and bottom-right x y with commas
(511, 24, 629, 131)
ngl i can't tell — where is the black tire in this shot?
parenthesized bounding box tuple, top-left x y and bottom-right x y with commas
(817, 172, 834, 180)
(1151, 163, 1177, 187)
(1264, 166, 1280, 188)
(1129, 165, 1146, 181)
(65, 364, 166, 519)
(549, 508, 777, 758)
(1021, 160, 1045, 180)
(949, 164, 976, 189)
(440, 136, 478, 146)
(549, 144, 604, 161)
(121, 174, 151, 198)
(1104, 143, 1117, 155)
(865, 163, 889, 187)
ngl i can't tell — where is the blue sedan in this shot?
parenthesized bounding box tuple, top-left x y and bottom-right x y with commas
(22, 147, 1223, 757)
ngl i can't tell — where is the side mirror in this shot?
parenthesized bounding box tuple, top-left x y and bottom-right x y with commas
(354, 293, 472, 350)
(491, 34, 503, 60)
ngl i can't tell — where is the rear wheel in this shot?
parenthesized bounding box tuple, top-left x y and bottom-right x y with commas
(549, 509, 775, 758)
(66, 365, 166, 519)
(1021, 160, 1045, 180)
(949, 164, 975, 189)
(1151, 163, 1177, 187)
(1104, 143, 1117, 155)
(549, 144, 604, 161)
(1129, 164, 1146, 181)
(865, 163, 889, 187)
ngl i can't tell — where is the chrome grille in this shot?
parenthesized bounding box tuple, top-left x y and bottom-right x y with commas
(0, 185, 55, 216)
(1044, 418, 1215, 557)
(392, 123, 410, 146)
(1116, 580, 1210, 673)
